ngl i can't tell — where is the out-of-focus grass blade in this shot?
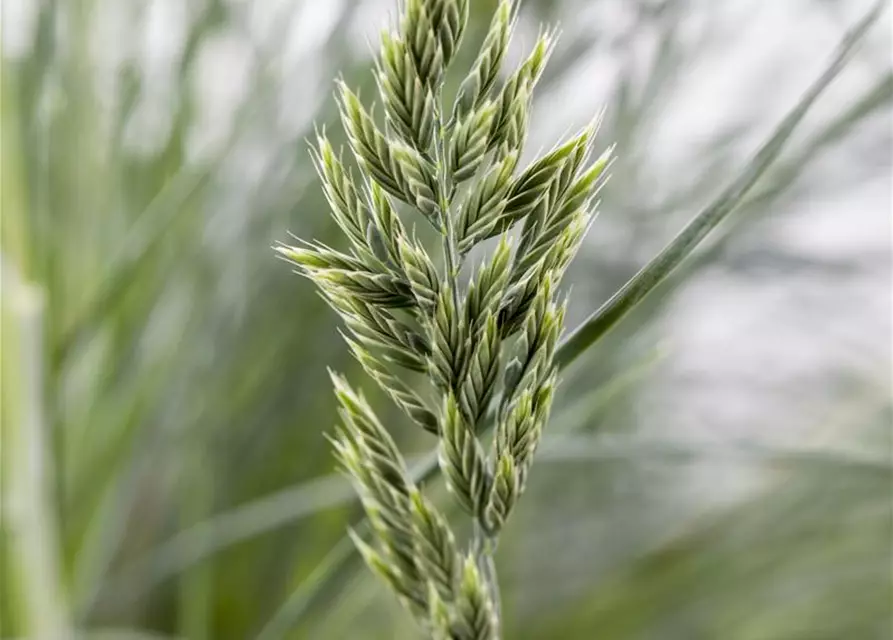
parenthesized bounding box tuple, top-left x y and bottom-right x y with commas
(107, 445, 442, 603)
(1, 64, 32, 277)
(51, 165, 211, 366)
(536, 435, 893, 474)
(801, 70, 892, 152)
(251, 4, 886, 636)
(177, 449, 214, 640)
(107, 473, 349, 602)
(252, 535, 356, 640)
(72, 432, 164, 622)
(0, 260, 70, 637)
(555, 0, 886, 370)
(693, 69, 893, 266)
(550, 344, 670, 434)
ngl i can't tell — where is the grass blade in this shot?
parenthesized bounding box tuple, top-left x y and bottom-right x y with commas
(555, 0, 885, 369)
(1, 260, 70, 637)
(252, 535, 356, 640)
(51, 165, 211, 366)
(105, 472, 352, 606)
(536, 435, 893, 474)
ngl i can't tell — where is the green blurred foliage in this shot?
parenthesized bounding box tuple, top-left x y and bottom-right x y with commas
(1, 0, 890, 638)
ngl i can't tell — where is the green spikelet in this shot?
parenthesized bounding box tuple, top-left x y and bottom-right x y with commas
(453, 0, 514, 119)
(450, 555, 498, 640)
(439, 394, 490, 518)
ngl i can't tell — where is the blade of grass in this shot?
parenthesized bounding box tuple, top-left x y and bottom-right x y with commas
(105, 469, 352, 604)
(693, 68, 893, 267)
(555, 0, 886, 369)
(72, 425, 169, 622)
(550, 344, 671, 434)
(252, 535, 356, 640)
(1, 62, 33, 278)
(0, 259, 70, 637)
(51, 164, 211, 367)
(178, 450, 214, 640)
(72, 270, 216, 621)
(536, 435, 893, 474)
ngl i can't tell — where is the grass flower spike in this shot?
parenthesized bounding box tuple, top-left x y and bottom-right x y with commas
(277, 0, 612, 635)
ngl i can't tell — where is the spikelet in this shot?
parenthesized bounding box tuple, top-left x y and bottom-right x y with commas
(439, 394, 490, 518)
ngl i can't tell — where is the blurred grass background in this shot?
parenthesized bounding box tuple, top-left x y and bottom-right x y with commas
(1, 0, 890, 638)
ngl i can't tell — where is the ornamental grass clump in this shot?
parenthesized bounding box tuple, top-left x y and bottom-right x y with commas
(277, 0, 612, 635)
